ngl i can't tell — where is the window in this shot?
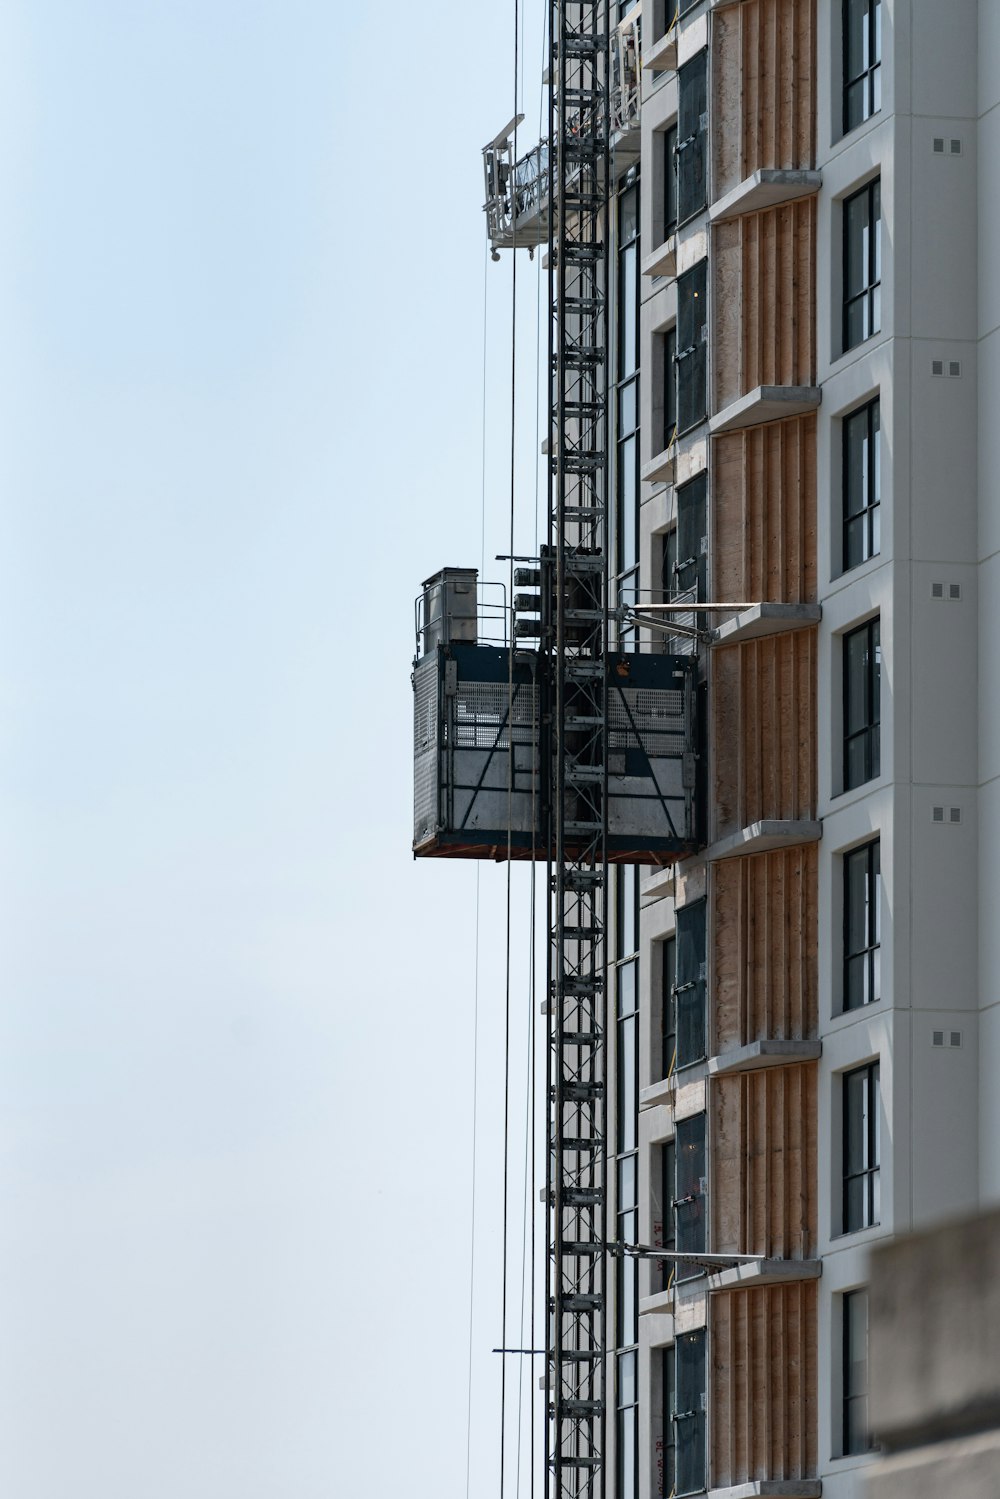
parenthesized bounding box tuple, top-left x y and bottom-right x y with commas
(674, 1330, 707, 1495)
(660, 325, 677, 451)
(617, 179, 641, 585)
(843, 397, 880, 570)
(616, 864, 640, 1353)
(677, 51, 707, 224)
(843, 1288, 873, 1454)
(674, 1112, 706, 1280)
(652, 1138, 676, 1296)
(661, 934, 677, 1076)
(843, 1062, 880, 1232)
(844, 839, 880, 1010)
(676, 262, 707, 433)
(664, 122, 678, 238)
(617, 1350, 638, 1499)
(843, 178, 881, 351)
(676, 474, 707, 601)
(843, 0, 881, 134)
(675, 900, 707, 1068)
(843, 617, 881, 790)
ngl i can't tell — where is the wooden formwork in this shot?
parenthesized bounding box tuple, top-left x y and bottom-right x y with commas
(713, 845, 819, 1051)
(714, 198, 817, 411)
(710, 631, 817, 839)
(712, 1062, 817, 1259)
(711, 1280, 819, 1488)
(713, 0, 817, 199)
(713, 416, 818, 603)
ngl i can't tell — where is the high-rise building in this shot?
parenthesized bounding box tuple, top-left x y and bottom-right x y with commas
(417, 1, 994, 1494)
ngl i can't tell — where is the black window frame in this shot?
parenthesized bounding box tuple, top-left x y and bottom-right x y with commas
(843, 1061, 880, 1233)
(660, 933, 677, 1076)
(664, 121, 678, 239)
(842, 395, 881, 571)
(843, 1287, 874, 1455)
(843, 0, 881, 136)
(843, 616, 881, 791)
(659, 1346, 677, 1498)
(843, 177, 881, 353)
(617, 176, 641, 588)
(843, 838, 880, 1011)
(617, 1347, 639, 1499)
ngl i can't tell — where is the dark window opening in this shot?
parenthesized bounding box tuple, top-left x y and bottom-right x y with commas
(674, 1112, 706, 1281)
(664, 122, 678, 238)
(843, 396, 881, 570)
(674, 1330, 707, 1495)
(843, 1288, 874, 1454)
(843, 0, 881, 135)
(843, 616, 881, 791)
(660, 934, 677, 1076)
(675, 900, 707, 1067)
(843, 178, 881, 351)
(843, 1062, 880, 1233)
(617, 179, 641, 582)
(844, 839, 881, 1011)
(617, 1349, 639, 1499)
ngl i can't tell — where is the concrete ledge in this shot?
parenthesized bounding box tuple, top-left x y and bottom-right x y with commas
(642, 444, 675, 486)
(642, 235, 677, 280)
(708, 1039, 822, 1076)
(710, 385, 822, 434)
(869, 1429, 1000, 1499)
(710, 168, 822, 223)
(640, 864, 675, 904)
(642, 29, 677, 73)
(711, 602, 821, 645)
(640, 1288, 675, 1317)
(708, 1484, 822, 1499)
(639, 1076, 675, 1110)
(707, 1259, 822, 1292)
(706, 820, 822, 862)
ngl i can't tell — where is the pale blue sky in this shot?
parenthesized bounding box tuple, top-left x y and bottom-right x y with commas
(0, 3, 549, 1495)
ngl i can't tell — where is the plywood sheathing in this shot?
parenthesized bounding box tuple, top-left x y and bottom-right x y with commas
(710, 632, 817, 841)
(713, 198, 817, 411)
(713, 416, 818, 604)
(713, 845, 818, 1051)
(711, 1281, 819, 1487)
(713, 0, 817, 200)
(712, 1062, 817, 1259)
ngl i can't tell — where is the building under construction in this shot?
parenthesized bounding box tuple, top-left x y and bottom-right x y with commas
(413, 2, 1000, 1496)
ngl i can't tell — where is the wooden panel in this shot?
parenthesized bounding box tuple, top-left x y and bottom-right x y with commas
(713, 0, 817, 200)
(712, 1063, 817, 1258)
(711, 631, 817, 840)
(711, 1282, 818, 1488)
(714, 200, 816, 409)
(713, 845, 818, 1051)
(713, 416, 817, 604)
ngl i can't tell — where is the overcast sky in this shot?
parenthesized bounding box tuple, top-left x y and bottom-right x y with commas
(0, 3, 550, 1495)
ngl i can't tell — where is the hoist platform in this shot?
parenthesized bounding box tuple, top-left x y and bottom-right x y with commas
(412, 568, 701, 862)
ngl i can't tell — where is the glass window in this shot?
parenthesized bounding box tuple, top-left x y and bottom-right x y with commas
(677, 51, 708, 225)
(677, 262, 707, 434)
(659, 1347, 676, 1497)
(618, 864, 639, 958)
(844, 178, 881, 351)
(674, 1330, 707, 1495)
(843, 396, 881, 571)
(843, 617, 881, 791)
(618, 179, 641, 582)
(675, 900, 707, 1068)
(844, 0, 882, 135)
(843, 1288, 873, 1454)
(844, 1062, 880, 1232)
(662, 325, 677, 450)
(676, 473, 707, 602)
(617, 1349, 639, 1499)
(844, 839, 881, 1010)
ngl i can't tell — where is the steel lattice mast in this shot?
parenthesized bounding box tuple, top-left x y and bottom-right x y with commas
(544, 4, 610, 1498)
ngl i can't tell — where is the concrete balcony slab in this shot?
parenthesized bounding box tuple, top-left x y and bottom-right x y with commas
(710, 168, 822, 224)
(642, 235, 677, 281)
(708, 1040, 822, 1076)
(711, 602, 821, 645)
(706, 820, 822, 862)
(642, 29, 677, 74)
(711, 385, 821, 435)
(707, 1258, 822, 1292)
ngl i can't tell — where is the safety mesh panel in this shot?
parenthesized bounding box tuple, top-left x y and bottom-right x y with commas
(451, 681, 539, 749)
(413, 658, 439, 841)
(609, 687, 686, 753)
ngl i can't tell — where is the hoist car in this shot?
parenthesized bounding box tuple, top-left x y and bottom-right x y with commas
(412, 568, 701, 863)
